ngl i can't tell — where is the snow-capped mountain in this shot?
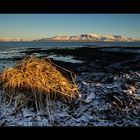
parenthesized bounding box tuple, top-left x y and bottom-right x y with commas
(0, 34, 138, 42)
(34, 33, 137, 42)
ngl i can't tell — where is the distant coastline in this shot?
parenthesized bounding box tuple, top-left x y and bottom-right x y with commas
(0, 33, 139, 43)
(0, 40, 140, 43)
(32, 40, 140, 43)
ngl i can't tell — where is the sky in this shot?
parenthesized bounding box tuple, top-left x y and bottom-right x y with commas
(0, 14, 140, 41)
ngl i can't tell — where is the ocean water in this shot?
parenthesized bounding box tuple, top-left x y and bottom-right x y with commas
(0, 41, 140, 71)
(0, 41, 140, 58)
(0, 41, 140, 49)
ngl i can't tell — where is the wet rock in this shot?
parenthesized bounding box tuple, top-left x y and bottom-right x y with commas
(76, 65, 87, 72)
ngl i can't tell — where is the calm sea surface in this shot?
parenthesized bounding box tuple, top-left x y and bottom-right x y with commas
(0, 41, 140, 49)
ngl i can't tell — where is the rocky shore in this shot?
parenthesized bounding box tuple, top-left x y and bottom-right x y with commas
(1, 46, 140, 126)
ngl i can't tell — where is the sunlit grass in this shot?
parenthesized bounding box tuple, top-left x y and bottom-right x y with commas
(0, 56, 79, 111)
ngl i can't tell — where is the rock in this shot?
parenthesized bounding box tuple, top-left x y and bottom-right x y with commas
(134, 89, 140, 99)
(76, 65, 87, 72)
(82, 81, 90, 86)
(136, 89, 140, 95)
(84, 93, 95, 103)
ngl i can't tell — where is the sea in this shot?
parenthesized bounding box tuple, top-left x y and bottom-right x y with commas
(0, 41, 140, 71)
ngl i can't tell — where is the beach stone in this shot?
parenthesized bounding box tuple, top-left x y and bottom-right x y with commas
(136, 89, 140, 94)
(76, 65, 87, 72)
(85, 93, 95, 103)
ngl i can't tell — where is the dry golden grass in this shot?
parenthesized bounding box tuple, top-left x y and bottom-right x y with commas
(0, 56, 79, 111)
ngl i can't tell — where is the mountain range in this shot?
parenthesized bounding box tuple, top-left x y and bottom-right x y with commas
(33, 33, 138, 42)
(0, 34, 139, 42)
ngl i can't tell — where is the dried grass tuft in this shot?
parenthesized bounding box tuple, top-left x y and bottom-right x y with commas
(0, 56, 79, 111)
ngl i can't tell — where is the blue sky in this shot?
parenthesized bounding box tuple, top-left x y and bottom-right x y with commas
(0, 14, 140, 40)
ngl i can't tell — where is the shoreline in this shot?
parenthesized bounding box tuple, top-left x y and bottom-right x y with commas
(22, 46, 140, 72)
(1, 46, 140, 126)
(0, 41, 140, 43)
(1, 46, 140, 73)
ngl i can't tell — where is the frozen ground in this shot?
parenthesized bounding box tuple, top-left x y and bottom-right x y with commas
(1, 70, 140, 126)
(1, 46, 140, 126)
